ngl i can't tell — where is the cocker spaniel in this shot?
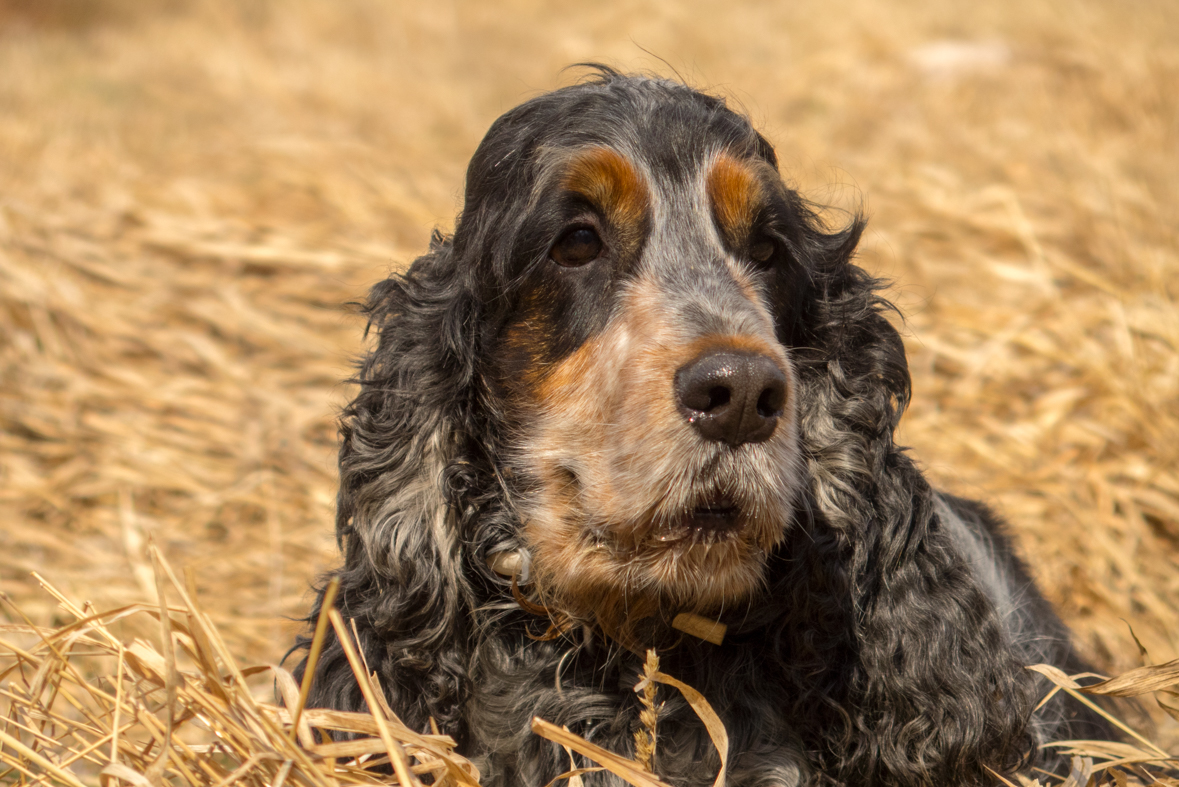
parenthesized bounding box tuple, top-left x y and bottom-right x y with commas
(294, 67, 1110, 786)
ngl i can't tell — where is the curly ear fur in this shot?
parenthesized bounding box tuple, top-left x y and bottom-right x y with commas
(778, 236, 1039, 783)
(292, 231, 484, 740)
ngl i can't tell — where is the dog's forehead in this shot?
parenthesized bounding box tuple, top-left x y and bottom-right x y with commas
(465, 76, 782, 240)
(554, 142, 774, 241)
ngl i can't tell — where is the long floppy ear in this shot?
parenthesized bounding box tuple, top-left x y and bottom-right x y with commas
(292, 231, 480, 740)
(788, 222, 1037, 784)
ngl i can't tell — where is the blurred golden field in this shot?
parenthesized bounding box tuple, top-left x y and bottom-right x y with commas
(0, 0, 1177, 775)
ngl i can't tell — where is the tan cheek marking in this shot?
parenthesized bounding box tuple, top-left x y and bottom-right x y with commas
(494, 286, 563, 401)
(533, 333, 603, 404)
(562, 147, 650, 246)
(706, 152, 765, 246)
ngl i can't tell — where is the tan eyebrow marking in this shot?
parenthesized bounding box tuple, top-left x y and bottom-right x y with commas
(706, 152, 767, 246)
(561, 147, 650, 245)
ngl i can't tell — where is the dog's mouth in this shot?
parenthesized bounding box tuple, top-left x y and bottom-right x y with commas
(654, 491, 745, 545)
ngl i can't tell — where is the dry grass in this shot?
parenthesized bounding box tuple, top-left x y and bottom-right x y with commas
(1, 556, 1176, 787)
(0, 0, 1176, 783)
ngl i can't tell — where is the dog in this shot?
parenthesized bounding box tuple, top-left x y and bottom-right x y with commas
(294, 67, 1112, 786)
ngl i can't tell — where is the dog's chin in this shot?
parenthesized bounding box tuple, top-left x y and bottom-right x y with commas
(637, 497, 783, 609)
(527, 494, 787, 626)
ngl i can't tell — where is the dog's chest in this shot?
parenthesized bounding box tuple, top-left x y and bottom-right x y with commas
(467, 638, 808, 787)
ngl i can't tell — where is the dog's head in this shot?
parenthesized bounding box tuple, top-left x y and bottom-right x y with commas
(437, 69, 863, 625)
(319, 71, 1041, 782)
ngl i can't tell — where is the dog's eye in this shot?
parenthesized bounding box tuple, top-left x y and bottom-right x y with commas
(750, 238, 776, 264)
(551, 227, 603, 267)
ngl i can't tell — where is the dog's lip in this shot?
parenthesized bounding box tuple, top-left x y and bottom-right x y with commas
(655, 493, 744, 543)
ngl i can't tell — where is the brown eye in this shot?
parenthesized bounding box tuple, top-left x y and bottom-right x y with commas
(750, 238, 776, 264)
(550, 227, 603, 267)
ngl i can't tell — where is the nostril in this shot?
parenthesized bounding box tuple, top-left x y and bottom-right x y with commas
(706, 386, 731, 412)
(756, 382, 785, 418)
(680, 382, 733, 414)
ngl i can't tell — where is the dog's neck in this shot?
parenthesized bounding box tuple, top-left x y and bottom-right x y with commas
(487, 548, 728, 649)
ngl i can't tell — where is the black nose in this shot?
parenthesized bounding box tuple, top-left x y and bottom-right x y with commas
(674, 350, 787, 446)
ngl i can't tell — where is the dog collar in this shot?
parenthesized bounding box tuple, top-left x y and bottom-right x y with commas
(486, 547, 532, 584)
(487, 548, 726, 646)
(671, 612, 727, 645)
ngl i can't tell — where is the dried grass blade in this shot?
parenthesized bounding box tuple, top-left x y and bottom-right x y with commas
(182, 568, 229, 699)
(1032, 665, 1169, 759)
(982, 763, 1021, 787)
(272, 665, 316, 749)
(59, 719, 138, 771)
(0, 726, 90, 787)
(9, 605, 187, 653)
(651, 671, 728, 787)
(1033, 685, 1063, 713)
(543, 766, 602, 787)
(2, 755, 48, 785)
(290, 577, 339, 744)
(149, 550, 253, 699)
(1059, 755, 1093, 787)
(111, 645, 125, 766)
(1, 595, 117, 718)
(101, 762, 156, 787)
(0, 709, 78, 751)
(278, 707, 452, 746)
(208, 753, 266, 787)
(530, 718, 670, 787)
(1027, 664, 1082, 690)
(327, 608, 421, 787)
(308, 738, 391, 759)
(1079, 657, 1179, 697)
(270, 758, 294, 787)
(1041, 739, 1158, 762)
